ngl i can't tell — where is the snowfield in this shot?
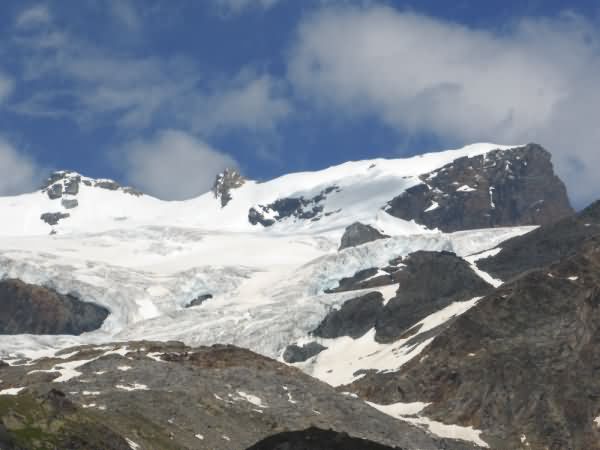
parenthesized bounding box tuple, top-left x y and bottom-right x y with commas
(0, 143, 530, 382)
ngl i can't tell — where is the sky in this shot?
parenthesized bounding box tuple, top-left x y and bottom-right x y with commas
(0, 0, 599, 207)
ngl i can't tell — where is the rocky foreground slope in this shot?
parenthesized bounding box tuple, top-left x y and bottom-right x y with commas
(0, 342, 477, 450)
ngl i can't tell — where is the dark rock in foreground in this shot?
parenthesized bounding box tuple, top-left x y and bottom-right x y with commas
(0, 279, 109, 335)
(246, 427, 403, 450)
(282, 342, 327, 363)
(348, 236, 600, 450)
(339, 222, 389, 250)
(0, 341, 479, 450)
(385, 144, 573, 232)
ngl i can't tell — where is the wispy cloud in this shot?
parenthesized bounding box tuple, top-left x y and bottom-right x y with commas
(289, 5, 600, 206)
(0, 73, 15, 104)
(213, 0, 281, 15)
(10, 5, 291, 135)
(118, 129, 237, 199)
(15, 4, 52, 29)
(0, 137, 44, 196)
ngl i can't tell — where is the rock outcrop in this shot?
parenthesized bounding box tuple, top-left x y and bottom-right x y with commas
(282, 342, 327, 363)
(0, 341, 477, 450)
(40, 211, 70, 225)
(339, 222, 389, 250)
(0, 279, 109, 335)
(317, 251, 492, 343)
(477, 199, 600, 281)
(249, 186, 341, 227)
(213, 168, 245, 207)
(385, 144, 573, 232)
(348, 237, 600, 449)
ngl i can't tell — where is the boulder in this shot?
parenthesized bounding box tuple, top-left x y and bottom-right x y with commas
(339, 222, 389, 250)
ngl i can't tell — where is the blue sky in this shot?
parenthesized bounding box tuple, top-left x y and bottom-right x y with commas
(0, 0, 599, 206)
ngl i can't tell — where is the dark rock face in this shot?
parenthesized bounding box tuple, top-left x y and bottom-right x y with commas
(385, 144, 573, 232)
(185, 294, 213, 308)
(349, 238, 600, 450)
(325, 268, 391, 293)
(213, 168, 246, 207)
(0, 341, 473, 450)
(95, 180, 120, 190)
(375, 251, 492, 343)
(46, 183, 63, 200)
(0, 279, 109, 335)
(246, 427, 403, 450)
(313, 292, 383, 339)
(249, 186, 341, 227)
(282, 342, 327, 363)
(64, 176, 80, 195)
(339, 222, 389, 250)
(318, 251, 491, 343)
(61, 198, 79, 209)
(40, 212, 70, 225)
(477, 200, 600, 281)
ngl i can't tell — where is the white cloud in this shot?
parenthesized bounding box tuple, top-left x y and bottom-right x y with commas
(109, 1, 142, 30)
(0, 73, 15, 103)
(184, 72, 292, 134)
(12, 12, 290, 136)
(288, 6, 600, 206)
(0, 137, 43, 196)
(15, 5, 51, 29)
(120, 130, 237, 200)
(213, 0, 280, 14)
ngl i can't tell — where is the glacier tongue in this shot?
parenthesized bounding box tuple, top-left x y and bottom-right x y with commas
(0, 223, 533, 361)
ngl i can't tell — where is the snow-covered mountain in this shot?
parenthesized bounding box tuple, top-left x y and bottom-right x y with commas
(0, 142, 580, 449)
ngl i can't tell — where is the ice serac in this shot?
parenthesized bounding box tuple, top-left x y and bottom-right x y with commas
(347, 236, 600, 450)
(385, 143, 573, 232)
(212, 168, 245, 207)
(0, 279, 109, 335)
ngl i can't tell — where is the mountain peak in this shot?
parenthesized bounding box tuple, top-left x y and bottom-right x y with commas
(212, 168, 246, 207)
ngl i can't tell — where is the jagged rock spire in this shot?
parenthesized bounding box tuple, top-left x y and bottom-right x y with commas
(212, 168, 245, 207)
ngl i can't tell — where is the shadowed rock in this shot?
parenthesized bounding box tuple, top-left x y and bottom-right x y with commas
(0, 279, 109, 335)
(40, 212, 70, 225)
(339, 222, 389, 250)
(282, 342, 327, 363)
(385, 144, 573, 232)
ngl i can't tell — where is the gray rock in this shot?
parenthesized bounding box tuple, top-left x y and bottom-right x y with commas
(0, 341, 477, 450)
(339, 222, 389, 250)
(477, 199, 600, 281)
(282, 342, 327, 363)
(64, 177, 80, 195)
(385, 144, 573, 232)
(349, 236, 600, 450)
(40, 212, 70, 225)
(213, 168, 246, 207)
(0, 279, 109, 335)
(249, 186, 340, 227)
(46, 183, 63, 199)
(122, 186, 143, 196)
(61, 198, 79, 209)
(313, 292, 384, 339)
(95, 180, 120, 190)
(185, 294, 213, 308)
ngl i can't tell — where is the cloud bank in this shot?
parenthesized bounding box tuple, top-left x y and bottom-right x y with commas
(0, 138, 43, 196)
(289, 6, 600, 206)
(120, 130, 237, 200)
